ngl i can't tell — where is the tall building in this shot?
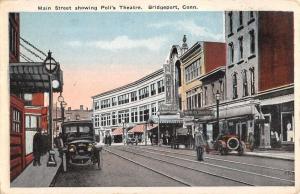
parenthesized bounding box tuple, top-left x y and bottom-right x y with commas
(175, 40, 226, 145)
(223, 11, 294, 149)
(92, 69, 165, 143)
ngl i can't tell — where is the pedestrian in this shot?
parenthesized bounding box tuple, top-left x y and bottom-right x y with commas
(56, 132, 64, 157)
(248, 132, 255, 151)
(108, 134, 112, 146)
(33, 128, 43, 166)
(194, 130, 206, 161)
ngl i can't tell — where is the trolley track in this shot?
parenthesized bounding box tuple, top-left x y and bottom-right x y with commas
(112, 146, 294, 186)
(135, 146, 295, 175)
(105, 146, 255, 186)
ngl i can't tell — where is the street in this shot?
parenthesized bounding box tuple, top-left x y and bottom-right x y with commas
(53, 145, 294, 187)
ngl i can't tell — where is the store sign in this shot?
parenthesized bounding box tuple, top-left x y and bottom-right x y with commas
(158, 103, 178, 115)
(182, 109, 214, 118)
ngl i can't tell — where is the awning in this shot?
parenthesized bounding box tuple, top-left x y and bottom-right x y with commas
(111, 128, 123, 136)
(10, 62, 63, 93)
(128, 125, 145, 133)
(260, 94, 294, 106)
(147, 124, 158, 131)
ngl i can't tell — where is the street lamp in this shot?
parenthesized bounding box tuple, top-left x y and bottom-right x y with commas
(216, 90, 220, 134)
(122, 119, 125, 145)
(157, 111, 160, 146)
(44, 50, 59, 167)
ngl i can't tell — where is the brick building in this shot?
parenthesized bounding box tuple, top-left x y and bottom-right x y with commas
(222, 11, 294, 149)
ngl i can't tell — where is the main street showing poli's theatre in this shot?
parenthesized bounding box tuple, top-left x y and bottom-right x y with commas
(9, 11, 295, 188)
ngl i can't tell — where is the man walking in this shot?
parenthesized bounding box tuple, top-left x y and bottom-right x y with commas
(33, 128, 43, 166)
(194, 130, 206, 161)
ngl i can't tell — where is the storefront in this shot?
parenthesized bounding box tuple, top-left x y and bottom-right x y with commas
(10, 62, 63, 180)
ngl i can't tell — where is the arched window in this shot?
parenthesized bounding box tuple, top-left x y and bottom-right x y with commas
(242, 70, 248, 97)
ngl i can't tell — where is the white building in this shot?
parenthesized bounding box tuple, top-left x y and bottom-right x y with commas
(92, 69, 165, 142)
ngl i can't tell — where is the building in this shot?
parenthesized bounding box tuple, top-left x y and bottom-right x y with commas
(92, 69, 165, 143)
(179, 41, 226, 144)
(9, 13, 63, 180)
(223, 11, 294, 149)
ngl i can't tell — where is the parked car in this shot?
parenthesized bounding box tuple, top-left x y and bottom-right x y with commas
(213, 135, 245, 156)
(127, 137, 138, 145)
(60, 120, 103, 172)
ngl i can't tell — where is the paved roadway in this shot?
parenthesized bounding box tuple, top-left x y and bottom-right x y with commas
(53, 145, 294, 187)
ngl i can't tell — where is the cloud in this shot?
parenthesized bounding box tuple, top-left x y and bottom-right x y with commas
(66, 40, 82, 47)
(149, 20, 224, 42)
(65, 36, 168, 51)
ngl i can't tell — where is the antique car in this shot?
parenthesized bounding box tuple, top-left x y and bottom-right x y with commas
(60, 120, 102, 172)
(214, 135, 245, 156)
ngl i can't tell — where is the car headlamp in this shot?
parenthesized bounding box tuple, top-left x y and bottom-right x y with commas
(87, 143, 93, 151)
(69, 144, 76, 152)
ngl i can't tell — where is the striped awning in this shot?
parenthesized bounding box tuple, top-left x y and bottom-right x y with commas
(128, 125, 145, 133)
(112, 128, 123, 136)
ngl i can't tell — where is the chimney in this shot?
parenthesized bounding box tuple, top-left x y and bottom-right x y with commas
(80, 105, 83, 110)
(86, 107, 88, 111)
(68, 107, 71, 111)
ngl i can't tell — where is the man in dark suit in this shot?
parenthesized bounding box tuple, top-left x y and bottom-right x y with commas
(33, 128, 43, 166)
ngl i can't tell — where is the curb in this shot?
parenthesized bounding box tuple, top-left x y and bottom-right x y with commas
(244, 152, 294, 161)
(49, 161, 62, 187)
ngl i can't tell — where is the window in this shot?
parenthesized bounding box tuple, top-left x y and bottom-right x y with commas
(11, 108, 21, 133)
(100, 99, 111, 109)
(239, 11, 243, 26)
(157, 80, 165, 93)
(249, 30, 255, 54)
(229, 43, 234, 64)
(228, 12, 233, 35)
(186, 88, 202, 110)
(138, 86, 149, 100)
(25, 115, 40, 129)
(233, 73, 238, 99)
(95, 115, 99, 127)
(158, 100, 164, 111)
(130, 91, 137, 102)
(185, 59, 200, 82)
(242, 70, 248, 97)
(118, 110, 129, 124)
(112, 97, 117, 106)
(131, 108, 138, 123)
(238, 37, 243, 60)
(100, 113, 111, 127)
(9, 22, 17, 54)
(23, 93, 32, 106)
(250, 68, 255, 95)
(151, 103, 157, 116)
(112, 112, 117, 125)
(118, 93, 129, 105)
(204, 87, 207, 105)
(150, 83, 156, 96)
(139, 105, 149, 122)
(94, 101, 99, 110)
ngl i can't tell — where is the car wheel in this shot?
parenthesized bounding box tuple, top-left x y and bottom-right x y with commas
(62, 153, 67, 172)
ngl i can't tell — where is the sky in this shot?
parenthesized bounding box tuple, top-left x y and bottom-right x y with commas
(20, 12, 224, 109)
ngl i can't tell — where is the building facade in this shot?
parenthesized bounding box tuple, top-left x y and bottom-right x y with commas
(223, 11, 294, 149)
(92, 69, 165, 143)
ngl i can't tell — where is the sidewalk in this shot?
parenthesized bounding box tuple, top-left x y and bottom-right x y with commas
(11, 148, 62, 187)
(244, 150, 294, 161)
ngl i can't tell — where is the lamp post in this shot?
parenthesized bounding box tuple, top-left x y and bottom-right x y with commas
(216, 90, 220, 134)
(157, 111, 160, 146)
(44, 50, 59, 167)
(122, 119, 125, 145)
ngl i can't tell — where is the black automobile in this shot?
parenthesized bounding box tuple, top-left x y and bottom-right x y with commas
(60, 120, 102, 171)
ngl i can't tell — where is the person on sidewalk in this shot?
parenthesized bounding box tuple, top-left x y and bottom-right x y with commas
(33, 128, 43, 166)
(194, 130, 206, 161)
